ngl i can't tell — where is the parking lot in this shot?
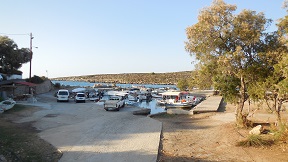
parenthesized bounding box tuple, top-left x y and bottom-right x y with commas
(16, 92, 162, 162)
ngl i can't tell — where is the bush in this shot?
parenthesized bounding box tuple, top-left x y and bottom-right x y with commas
(26, 75, 45, 84)
(271, 124, 288, 144)
(237, 134, 274, 147)
(54, 82, 61, 89)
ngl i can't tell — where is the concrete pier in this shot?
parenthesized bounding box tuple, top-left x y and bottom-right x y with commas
(192, 96, 223, 113)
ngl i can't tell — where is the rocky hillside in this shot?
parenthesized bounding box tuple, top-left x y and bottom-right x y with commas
(52, 71, 193, 85)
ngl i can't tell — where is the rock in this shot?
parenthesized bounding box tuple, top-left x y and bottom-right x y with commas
(133, 109, 151, 115)
(249, 125, 263, 135)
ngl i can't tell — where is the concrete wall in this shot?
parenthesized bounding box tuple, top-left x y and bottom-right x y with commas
(1, 80, 54, 99)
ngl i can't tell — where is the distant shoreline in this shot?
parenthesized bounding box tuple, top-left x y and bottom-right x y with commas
(52, 71, 193, 85)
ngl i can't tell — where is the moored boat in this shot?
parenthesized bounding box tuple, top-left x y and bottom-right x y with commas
(159, 91, 195, 109)
(0, 99, 16, 112)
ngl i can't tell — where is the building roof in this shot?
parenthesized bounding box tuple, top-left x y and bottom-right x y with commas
(0, 79, 36, 87)
(15, 81, 37, 87)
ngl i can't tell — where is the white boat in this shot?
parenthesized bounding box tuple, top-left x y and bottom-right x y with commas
(0, 99, 16, 112)
(128, 94, 138, 101)
(159, 91, 194, 109)
(137, 91, 152, 101)
(165, 102, 193, 109)
(156, 99, 166, 106)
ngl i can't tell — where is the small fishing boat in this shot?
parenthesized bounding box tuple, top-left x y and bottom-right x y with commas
(0, 99, 16, 112)
(159, 91, 195, 109)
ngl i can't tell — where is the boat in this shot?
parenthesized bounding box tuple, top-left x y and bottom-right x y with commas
(165, 102, 193, 109)
(137, 91, 152, 102)
(159, 91, 195, 109)
(0, 99, 16, 112)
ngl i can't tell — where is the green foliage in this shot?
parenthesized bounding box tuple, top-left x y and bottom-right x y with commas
(177, 78, 189, 91)
(237, 134, 274, 147)
(270, 124, 288, 143)
(190, 64, 214, 90)
(26, 75, 45, 84)
(185, 0, 285, 126)
(0, 36, 30, 75)
(237, 124, 288, 148)
(54, 82, 61, 89)
(213, 75, 240, 103)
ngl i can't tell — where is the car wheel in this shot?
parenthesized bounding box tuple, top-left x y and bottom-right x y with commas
(122, 103, 125, 108)
(116, 106, 120, 111)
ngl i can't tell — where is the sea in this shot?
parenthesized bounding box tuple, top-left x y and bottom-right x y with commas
(51, 80, 176, 114)
(51, 80, 177, 89)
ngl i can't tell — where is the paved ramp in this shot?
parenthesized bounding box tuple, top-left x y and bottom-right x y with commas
(18, 99, 162, 162)
(39, 111, 161, 162)
(192, 96, 223, 113)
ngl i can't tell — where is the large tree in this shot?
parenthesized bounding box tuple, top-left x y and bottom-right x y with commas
(248, 1, 288, 124)
(0, 36, 30, 75)
(185, 0, 274, 127)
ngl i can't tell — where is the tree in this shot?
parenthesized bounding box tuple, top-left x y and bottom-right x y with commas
(177, 78, 189, 91)
(0, 36, 30, 75)
(248, 1, 288, 124)
(185, 0, 274, 127)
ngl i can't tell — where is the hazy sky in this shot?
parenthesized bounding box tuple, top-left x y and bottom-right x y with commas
(1, 0, 286, 78)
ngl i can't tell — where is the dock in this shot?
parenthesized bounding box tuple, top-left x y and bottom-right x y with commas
(192, 96, 223, 113)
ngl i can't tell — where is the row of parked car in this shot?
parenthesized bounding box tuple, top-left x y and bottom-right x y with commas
(56, 89, 86, 103)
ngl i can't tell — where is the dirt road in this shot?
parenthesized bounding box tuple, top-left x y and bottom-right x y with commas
(153, 104, 288, 162)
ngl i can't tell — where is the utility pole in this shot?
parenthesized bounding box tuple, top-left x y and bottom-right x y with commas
(29, 33, 33, 81)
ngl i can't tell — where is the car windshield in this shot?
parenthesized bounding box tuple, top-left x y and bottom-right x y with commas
(77, 94, 85, 97)
(59, 91, 68, 95)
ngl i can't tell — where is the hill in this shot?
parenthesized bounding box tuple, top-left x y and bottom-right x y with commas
(52, 71, 193, 85)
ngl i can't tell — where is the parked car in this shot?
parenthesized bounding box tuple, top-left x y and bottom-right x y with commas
(104, 95, 125, 111)
(56, 89, 70, 102)
(75, 92, 86, 103)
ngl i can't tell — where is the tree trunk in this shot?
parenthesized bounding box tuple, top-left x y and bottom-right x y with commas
(236, 75, 246, 127)
(276, 98, 283, 125)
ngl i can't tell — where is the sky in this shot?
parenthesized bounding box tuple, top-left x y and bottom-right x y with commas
(1, 0, 286, 79)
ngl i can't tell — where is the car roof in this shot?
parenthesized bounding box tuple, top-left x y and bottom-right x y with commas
(58, 89, 69, 91)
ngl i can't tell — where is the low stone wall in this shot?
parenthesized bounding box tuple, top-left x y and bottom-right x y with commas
(35, 80, 54, 94)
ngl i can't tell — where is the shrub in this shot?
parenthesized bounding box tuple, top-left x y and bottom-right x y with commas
(271, 124, 288, 144)
(26, 75, 45, 84)
(237, 134, 274, 147)
(54, 82, 61, 89)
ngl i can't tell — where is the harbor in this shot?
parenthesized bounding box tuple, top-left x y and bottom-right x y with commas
(52, 80, 221, 115)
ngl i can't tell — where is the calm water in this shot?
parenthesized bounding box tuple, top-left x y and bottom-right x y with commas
(52, 80, 177, 89)
(136, 99, 166, 114)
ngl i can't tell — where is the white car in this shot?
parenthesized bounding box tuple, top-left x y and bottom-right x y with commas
(104, 95, 125, 111)
(57, 89, 70, 102)
(75, 93, 86, 103)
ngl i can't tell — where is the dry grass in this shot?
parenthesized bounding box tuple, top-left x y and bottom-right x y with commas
(237, 134, 274, 147)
